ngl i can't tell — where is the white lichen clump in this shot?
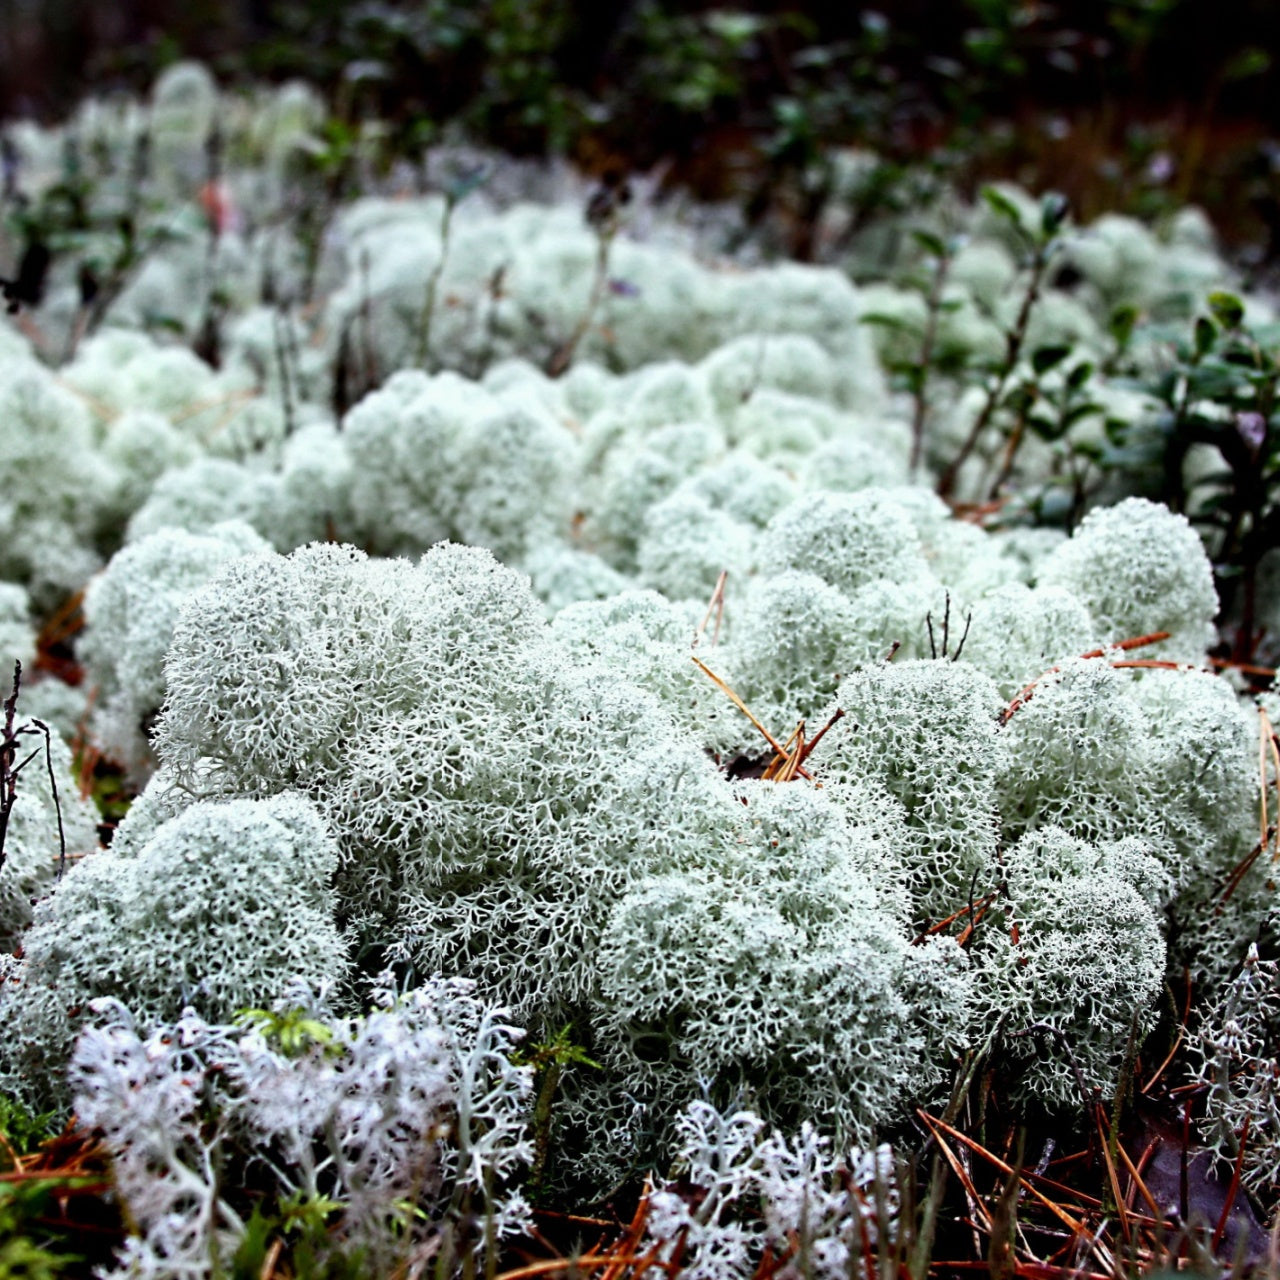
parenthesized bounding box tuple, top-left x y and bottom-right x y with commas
(0, 793, 345, 1108)
(70, 977, 532, 1278)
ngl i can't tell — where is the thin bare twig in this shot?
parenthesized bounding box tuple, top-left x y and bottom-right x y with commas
(29, 718, 67, 880)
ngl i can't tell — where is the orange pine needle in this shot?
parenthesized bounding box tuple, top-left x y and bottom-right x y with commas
(798, 708, 845, 764)
(38, 588, 86, 648)
(912, 893, 998, 945)
(1216, 838, 1266, 914)
(926, 1124, 994, 1232)
(1093, 1107, 1132, 1247)
(1078, 632, 1172, 660)
(1141, 973, 1192, 1095)
(917, 1111, 1090, 1237)
(1114, 1137, 1164, 1223)
(1211, 656, 1277, 680)
(1261, 705, 1280, 863)
(1211, 1115, 1250, 1254)
(691, 656, 814, 780)
(1003, 631, 1175, 723)
(494, 1256, 657, 1280)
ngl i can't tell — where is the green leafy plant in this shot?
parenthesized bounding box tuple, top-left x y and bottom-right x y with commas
(0, 1180, 86, 1280)
(1108, 291, 1280, 661)
(513, 1024, 600, 1198)
(0, 1091, 59, 1157)
(236, 1005, 337, 1057)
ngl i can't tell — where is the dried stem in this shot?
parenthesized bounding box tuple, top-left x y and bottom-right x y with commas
(547, 223, 615, 379)
(31, 718, 67, 880)
(910, 248, 952, 477)
(937, 243, 1054, 501)
(0, 660, 19, 876)
(693, 571, 729, 649)
(416, 190, 458, 370)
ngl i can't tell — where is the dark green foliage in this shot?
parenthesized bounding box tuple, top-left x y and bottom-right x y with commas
(0, 1181, 84, 1279)
(0, 1091, 59, 1156)
(1109, 296, 1280, 659)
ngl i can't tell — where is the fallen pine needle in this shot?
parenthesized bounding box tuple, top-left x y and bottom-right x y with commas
(691, 656, 814, 780)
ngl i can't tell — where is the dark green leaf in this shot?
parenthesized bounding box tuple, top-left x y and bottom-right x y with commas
(911, 229, 947, 259)
(1109, 304, 1138, 346)
(981, 186, 1024, 228)
(1031, 344, 1071, 376)
(1197, 491, 1236, 516)
(1040, 191, 1070, 237)
(1222, 46, 1271, 82)
(1066, 361, 1095, 390)
(1063, 401, 1103, 427)
(1027, 412, 1067, 440)
(1192, 469, 1241, 488)
(1104, 418, 1128, 446)
(1207, 290, 1245, 331)
(1003, 383, 1038, 414)
(860, 312, 916, 333)
(1194, 316, 1217, 357)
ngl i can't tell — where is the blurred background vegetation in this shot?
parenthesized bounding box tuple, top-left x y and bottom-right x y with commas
(1, 0, 1278, 257)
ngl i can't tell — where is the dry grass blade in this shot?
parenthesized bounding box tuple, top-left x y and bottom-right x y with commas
(955, 903, 992, 949)
(1077, 632, 1172, 660)
(493, 1256, 658, 1280)
(763, 721, 806, 781)
(1113, 1139, 1163, 1224)
(56, 377, 121, 423)
(917, 1112, 1091, 1239)
(1262, 705, 1272, 858)
(1141, 974, 1192, 1095)
(926, 1123, 995, 1233)
(1020, 1171, 1103, 1211)
(1015, 1266, 1116, 1280)
(691, 656, 814, 780)
(1215, 837, 1266, 914)
(1092, 1108, 1131, 1247)
(259, 1236, 284, 1280)
(35, 587, 87, 684)
(954, 498, 1008, 525)
(1260, 704, 1280, 862)
(169, 386, 256, 428)
(594, 1177, 654, 1280)
(1211, 656, 1277, 680)
(798, 707, 844, 765)
(1210, 1115, 1250, 1254)
(839, 1170, 879, 1280)
(534, 1211, 618, 1231)
(37, 588, 85, 650)
(693, 570, 729, 649)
